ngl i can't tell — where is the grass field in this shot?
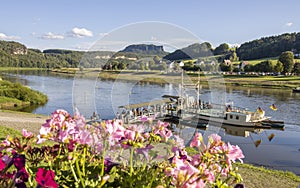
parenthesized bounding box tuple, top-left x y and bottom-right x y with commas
(0, 67, 48, 71)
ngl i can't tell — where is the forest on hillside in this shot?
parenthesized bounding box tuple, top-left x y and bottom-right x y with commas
(1, 32, 300, 72)
(237, 33, 300, 60)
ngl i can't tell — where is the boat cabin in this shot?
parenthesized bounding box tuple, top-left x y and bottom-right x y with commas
(224, 111, 251, 122)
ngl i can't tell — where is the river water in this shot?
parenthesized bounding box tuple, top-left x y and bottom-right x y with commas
(1, 70, 300, 175)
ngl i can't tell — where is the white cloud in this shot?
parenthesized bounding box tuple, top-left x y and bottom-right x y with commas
(71, 27, 93, 38)
(0, 32, 20, 40)
(286, 22, 293, 27)
(41, 32, 64, 40)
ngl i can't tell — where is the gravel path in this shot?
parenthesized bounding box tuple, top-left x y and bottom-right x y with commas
(0, 111, 48, 134)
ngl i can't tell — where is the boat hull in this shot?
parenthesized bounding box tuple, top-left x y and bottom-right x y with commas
(293, 89, 300, 93)
(195, 114, 263, 127)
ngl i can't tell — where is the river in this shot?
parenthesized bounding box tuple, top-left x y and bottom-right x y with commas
(1, 70, 300, 175)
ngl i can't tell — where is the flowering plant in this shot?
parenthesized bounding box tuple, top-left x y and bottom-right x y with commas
(0, 109, 244, 188)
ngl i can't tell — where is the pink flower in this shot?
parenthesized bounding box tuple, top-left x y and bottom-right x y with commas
(0, 153, 6, 171)
(187, 179, 206, 188)
(190, 154, 202, 166)
(124, 129, 136, 141)
(73, 108, 86, 128)
(76, 130, 93, 145)
(204, 169, 215, 183)
(13, 154, 25, 170)
(226, 142, 244, 164)
(167, 155, 201, 187)
(36, 135, 46, 144)
(140, 115, 148, 122)
(120, 124, 146, 148)
(22, 129, 33, 138)
(153, 121, 172, 141)
(208, 134, 222, 145)
(16, 167, 29, 184)
(1, 135, 11, 146)
(36, 168, 58, 188)
(190, 132, 203, 148)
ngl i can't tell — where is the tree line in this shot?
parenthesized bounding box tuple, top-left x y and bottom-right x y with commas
(1, 31, 300, 74)
(237, 32, 300, 60)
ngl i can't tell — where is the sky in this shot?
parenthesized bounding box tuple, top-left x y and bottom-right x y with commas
(0, 0, 299, 51)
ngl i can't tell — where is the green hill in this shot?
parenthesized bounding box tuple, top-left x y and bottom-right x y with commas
(163, 42, 214, 60)
(237, 32, 300, 60)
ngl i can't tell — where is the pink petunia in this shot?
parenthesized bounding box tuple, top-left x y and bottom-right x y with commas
(226, 142, 244, 164)
(153, 121, 172, 141)
(140, 115, 149, 122)
(22, 129, 34, 138)
(0, 153, 5, 171)
(190, 132, 203, 148)
(36, 168, 58, 188)
(13, 154, 26, 170)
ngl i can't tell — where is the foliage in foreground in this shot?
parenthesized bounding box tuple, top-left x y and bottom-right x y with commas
(0, 109, 244, 187)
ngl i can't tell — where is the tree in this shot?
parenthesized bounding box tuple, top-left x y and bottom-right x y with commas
(293, 62, 300, 74)
(244, 64, 254, 72)
(255, 60, 274, 72)
(278, 51, 294, 74)
(214, 43, 230, 55)
(274, 61, 283, 73)
(148, 60, 155, 69)
(118, 62, 127, 70)
(219, 62, 233, 72)
(153, 56, 161, 64)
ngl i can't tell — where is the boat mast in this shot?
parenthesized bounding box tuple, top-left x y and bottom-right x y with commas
(179, 61, 184, 114)
(197, 68, 200, 109)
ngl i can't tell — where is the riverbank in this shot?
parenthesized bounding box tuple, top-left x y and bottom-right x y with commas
(0, 110, 299, 187)
(49, 68, 300, 89)
(3, 68, 298, 89)
(0, 110, 48, 135)
(0, 79, 48, 110)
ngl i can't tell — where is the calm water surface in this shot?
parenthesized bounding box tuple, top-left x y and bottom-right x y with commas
(1, 70, 300, 175)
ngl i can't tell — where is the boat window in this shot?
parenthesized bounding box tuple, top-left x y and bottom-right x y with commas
(230, 115, 233, 119)
(236, 116, 239, 120)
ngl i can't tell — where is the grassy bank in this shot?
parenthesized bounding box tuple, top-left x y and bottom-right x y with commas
(0, 96, 30, 110)
(0, 79, 48, 110)
(98, 70, 300, 89)
(36, 68, 300, 89)
(236, 163, 300, 188)
(0, 67, 48, 71)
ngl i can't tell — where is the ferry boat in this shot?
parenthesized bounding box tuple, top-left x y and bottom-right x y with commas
(162, 95, 284, 129)
(187, 107, 284, 128)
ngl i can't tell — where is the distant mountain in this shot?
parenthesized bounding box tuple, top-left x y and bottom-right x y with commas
(120, 44, 168, 56)
(163, 42, 214, 61)
(237, 32, 300, 60)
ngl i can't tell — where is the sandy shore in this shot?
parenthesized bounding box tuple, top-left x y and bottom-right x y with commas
(0, 111, 48, 134)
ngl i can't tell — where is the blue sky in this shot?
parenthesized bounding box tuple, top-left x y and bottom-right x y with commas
(0, 0, 299, 51)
